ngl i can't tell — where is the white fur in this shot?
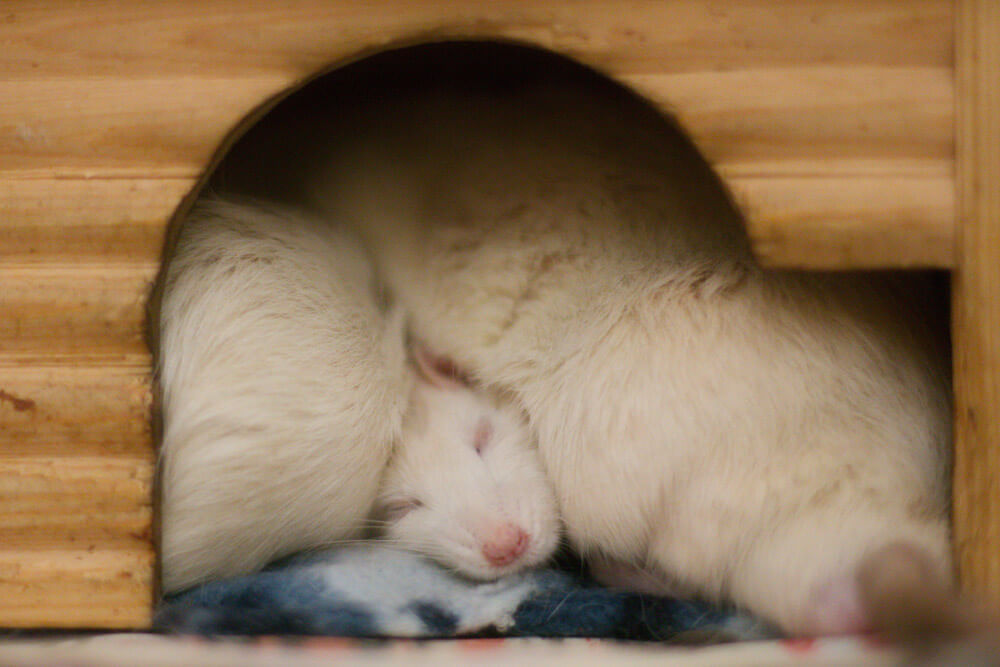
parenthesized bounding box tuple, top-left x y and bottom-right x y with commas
(157, 197, 411, 593)
(376, 368, 561, 580)
(304, 83, 952, 635)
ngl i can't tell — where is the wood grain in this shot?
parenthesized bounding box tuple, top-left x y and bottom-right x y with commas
(0, 172, 956, 275)
(0, 0, 951, 78)
(0, 456, 153, 548)
(0, 1, 956, 269)
(0, 68, 954, 178)
(625, 66, 953, 166)
(0, 549, 154, 628)
(0, 76, 289, 179)
(0, 263, 158, 356)
(0, 360, 155, 630)
(731, 175, 955, 268)
(952, 0, 1000, 605)
(0, 362, 155, 626)
(0, 178, 188, 263)
(0, 363, 153, 456)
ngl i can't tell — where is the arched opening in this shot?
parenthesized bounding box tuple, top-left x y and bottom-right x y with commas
(208, 40, 731, 206)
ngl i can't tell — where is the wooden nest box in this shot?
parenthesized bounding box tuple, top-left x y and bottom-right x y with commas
(2, 0, 997, 629)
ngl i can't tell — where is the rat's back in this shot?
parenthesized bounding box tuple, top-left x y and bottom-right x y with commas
(158, 197, 411, 592)
(300, 75, 952, 636)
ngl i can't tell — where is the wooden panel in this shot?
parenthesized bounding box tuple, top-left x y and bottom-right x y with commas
(0, 1, 952, 78)
(953, 0, 1000, 605)
(0, 0, 952, 174)
(0, 77, 288, 179)
(0, 457, 152, 548)
(625, 66, 953, 166)
(0, 178, 189, 263)
(0, 364, 155, 627)
(0, 171, 953, 268)
(731, 175, 954, 268)
(0, 549, 153, 628)
(0, 363, 153, 456)
(0, 263, 158, 356)
(0, 1, 956, 269)
(0, 69, 953, 180)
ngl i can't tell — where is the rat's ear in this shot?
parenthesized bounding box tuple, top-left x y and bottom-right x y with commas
(413, 342, 469, 389)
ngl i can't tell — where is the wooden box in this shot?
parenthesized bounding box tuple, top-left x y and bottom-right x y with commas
(1, 0, 996, 629)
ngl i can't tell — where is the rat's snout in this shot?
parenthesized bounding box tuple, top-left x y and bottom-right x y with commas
(481, 522, 530, 568)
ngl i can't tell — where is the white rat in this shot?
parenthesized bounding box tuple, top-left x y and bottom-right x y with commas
(158, 194, 559, 593)
(157, 196, 412, 593)
(213, 48, 969, 642)
(375, 345, 561, 580)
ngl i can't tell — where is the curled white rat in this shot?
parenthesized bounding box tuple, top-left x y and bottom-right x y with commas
(157, 194, 557, 593)
(157, 196, 411, 593)
(374, 346, 561, 580)
(224, 51, 966, 642)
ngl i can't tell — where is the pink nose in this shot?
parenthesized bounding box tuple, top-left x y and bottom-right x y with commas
(481, 523, 530, 567)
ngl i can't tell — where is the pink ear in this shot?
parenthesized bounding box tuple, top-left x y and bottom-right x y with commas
(413, 343, 470, 389)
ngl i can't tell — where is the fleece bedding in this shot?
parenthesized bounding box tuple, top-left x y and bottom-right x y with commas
(155, 544, 771, 642)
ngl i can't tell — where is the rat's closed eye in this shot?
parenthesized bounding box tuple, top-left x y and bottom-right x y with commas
(473, 418, 493, 455)
(381, 497, 423, 521)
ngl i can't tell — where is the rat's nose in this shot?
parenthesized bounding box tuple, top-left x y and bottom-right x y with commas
(482, 523, 530, 567)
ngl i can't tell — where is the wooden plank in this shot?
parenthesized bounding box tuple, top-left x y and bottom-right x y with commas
(0, 1, 956, 270)
(0, 363, 153, 456)
(0, 68, 952, 178)
(0, 365, 155, 627)
(0, 0, 952, 79)
(730, 175, 955, 268)
(0, 263, 157, 356)
(0, 171, 956, 271)
(0, 66, 951, 176)
(952, 0, 1000, 605)
(0, 549, 153, 628)
(0, 1, 953, 178)
(624, 66, 953, 166)
(0, 125, 957, 274)
(0, 76, 289, 179)
(0, 178, 190, 263)
(0, 456, 152, 549)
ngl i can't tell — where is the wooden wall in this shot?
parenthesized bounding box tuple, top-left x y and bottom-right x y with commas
(0, 0, 954, 627)
(953, 0, 1000, 607)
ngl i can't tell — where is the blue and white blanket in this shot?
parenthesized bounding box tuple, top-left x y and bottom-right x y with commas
(156, 544, 772, 642)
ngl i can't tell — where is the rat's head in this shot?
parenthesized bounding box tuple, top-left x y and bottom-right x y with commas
(375, 345, 560, 580)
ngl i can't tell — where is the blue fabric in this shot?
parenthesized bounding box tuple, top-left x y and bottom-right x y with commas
(156, 544, 772, 641)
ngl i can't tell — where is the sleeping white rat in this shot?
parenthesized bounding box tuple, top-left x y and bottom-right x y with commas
(375, 345, 561, 580)
(157, 194, 558, 592)
(212, 48, 967, 642)
(157, 196, 412, 593)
